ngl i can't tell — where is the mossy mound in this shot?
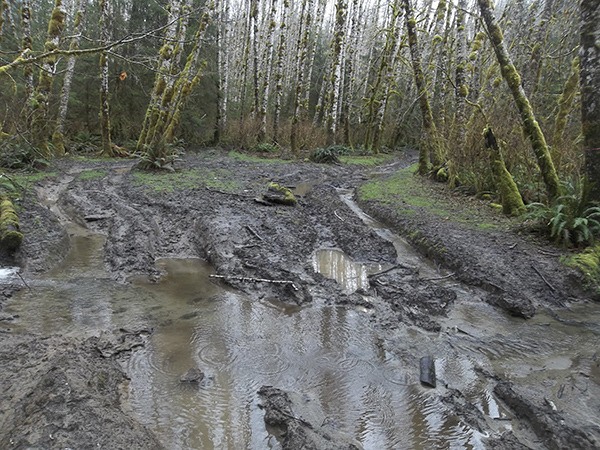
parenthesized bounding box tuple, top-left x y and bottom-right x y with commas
(564, 245, 600, 295)
(264, 182, 297, 206)
(0, 197, 23, 251)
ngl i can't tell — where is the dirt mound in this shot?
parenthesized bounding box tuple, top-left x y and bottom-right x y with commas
(0, 334, 163, 449)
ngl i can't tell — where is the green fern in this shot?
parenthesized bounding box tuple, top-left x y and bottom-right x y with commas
(525, 179, 600, 247)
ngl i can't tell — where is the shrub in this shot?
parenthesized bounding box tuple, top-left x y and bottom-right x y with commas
(309, 145, 352, 164)
(526, 180, 600, 247)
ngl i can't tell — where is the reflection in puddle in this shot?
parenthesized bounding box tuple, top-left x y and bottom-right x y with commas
(4, 234, 483, 449)
(313, 248, 384, 292)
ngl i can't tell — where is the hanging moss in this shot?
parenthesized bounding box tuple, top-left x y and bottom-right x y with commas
(0, 198, 23, 251)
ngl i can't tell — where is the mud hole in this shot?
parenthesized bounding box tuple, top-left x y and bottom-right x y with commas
(1, 150, 599, 449)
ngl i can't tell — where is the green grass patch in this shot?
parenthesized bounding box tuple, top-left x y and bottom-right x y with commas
(3, 171, 57, 191)
(228, 151, 286, 164)
(339, 154, 393, 166)
(78, 169, 108, 181)
(132, 168, 240, 194)
(358, 163, 502, 230)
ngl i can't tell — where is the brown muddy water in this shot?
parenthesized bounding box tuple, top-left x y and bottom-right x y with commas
(2, 193, 599, 449)
(1, 224, 485, 449)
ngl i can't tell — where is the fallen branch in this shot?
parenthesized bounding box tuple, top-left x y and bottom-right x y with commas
(420, 272, 456, 282)
(210, 274, 298, 291)
(367, 264, 416, 278)
(17, 272, 31, 291)
(334, 210, 345, 222)
(244, 225, 264, 241)
(531, 264, 556, 292)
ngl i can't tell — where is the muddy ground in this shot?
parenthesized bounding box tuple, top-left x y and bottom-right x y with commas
(1, 148, 599, 449)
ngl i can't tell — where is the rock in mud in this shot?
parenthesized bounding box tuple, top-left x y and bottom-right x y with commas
(486, 293, 536, 319)
(0, 334, 163, 449)
(258, 386, 362, 450)
(180, 367, 205, 383)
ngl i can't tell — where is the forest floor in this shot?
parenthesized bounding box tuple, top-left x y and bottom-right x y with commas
(0, 148, 599, 449)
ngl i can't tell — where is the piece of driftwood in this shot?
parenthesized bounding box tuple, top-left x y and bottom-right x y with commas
(420, 356, 436, 388)
(210, 274, 298, 291)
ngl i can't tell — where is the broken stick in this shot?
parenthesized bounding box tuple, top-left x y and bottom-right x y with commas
(210, 274, 298, 291)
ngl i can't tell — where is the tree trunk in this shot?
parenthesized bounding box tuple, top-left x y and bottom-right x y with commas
(580, 0, 600, 201)
(20, 0, 33, 127)
(99, 0, 112, 156)
(137, 0, 184, 151)
(324, 0, 347, 146)
(273, 0, 290, 144)
(403, 0, 438, 174)
(53, 0, 84, 155)
(484, 127, 526, 216)
(257, 0, 278, 143)
(30, 0, 66, 157)
(290, 0, 312, 154)
(477, 0, 561, 201)
(214, 0, 230, 144)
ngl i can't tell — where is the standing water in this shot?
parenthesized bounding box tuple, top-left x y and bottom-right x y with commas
(2, 227, 484, 449)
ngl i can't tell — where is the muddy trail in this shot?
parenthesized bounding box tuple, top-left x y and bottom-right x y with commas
(1, 149, 599, 449)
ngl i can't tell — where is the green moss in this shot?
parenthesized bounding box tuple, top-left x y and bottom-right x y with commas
(8, 171, 57, 191)
(132, 168, 240, 194)
(0, 197, 23, 251)
(78, 169, 108, 181)
(267, 182, 297, 205)
(563, 245, 600, 294)
(338, 155, 393, 166)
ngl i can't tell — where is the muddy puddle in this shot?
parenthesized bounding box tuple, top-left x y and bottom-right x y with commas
(2, 229, 486, 449)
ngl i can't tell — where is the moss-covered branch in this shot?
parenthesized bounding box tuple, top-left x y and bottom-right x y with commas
(0, 197, 23, 251)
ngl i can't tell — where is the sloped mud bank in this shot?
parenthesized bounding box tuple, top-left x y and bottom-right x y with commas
(1, 149, 599, 449)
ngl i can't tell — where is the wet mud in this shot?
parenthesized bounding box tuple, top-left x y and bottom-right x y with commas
(0, 149, 599, 449)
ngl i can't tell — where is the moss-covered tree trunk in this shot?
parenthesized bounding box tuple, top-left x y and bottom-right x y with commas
(290, 0, 312, 154)
(99, 0, 112, 156)
(403, 0, 438, 174)
(477, 0, 561, 201)
(20, 0, 34, 126)
(53, 0, 84, 155)
(30, 0, 66, 158)
(137, 0, 184, 152)
(324, 0, 347, 146)
(365, 0, 401, 152)
(272, 0, 289, 144)
(214, 0, 230, 144)
(484, 127, 525, 216)
(580, 0, 600, 201)
(257, 0, 278, 143)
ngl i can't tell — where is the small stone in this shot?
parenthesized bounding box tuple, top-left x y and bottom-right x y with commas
(180, 367, 204, 383)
